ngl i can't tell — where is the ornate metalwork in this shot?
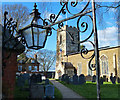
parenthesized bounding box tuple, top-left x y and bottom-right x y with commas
(42, 0, 95, 72)
(3, 1, 100, 99)
(42, 1, 100, 99)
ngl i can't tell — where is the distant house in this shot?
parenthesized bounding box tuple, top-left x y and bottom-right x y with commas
(17, 54, 40, 73)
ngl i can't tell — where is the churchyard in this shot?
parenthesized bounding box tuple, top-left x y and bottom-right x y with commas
(14, 73, 62, 99)
(58, 74, 120, 99)
(13, 73, 120, 99)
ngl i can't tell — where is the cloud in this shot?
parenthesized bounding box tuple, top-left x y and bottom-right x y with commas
(98, 26, 118, 47)
(43, 10, 63, 21)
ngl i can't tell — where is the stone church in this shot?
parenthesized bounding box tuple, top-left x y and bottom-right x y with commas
(55, 25, 120, 81)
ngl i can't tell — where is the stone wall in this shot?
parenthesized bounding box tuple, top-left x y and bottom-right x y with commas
(68, 46, 120, 81)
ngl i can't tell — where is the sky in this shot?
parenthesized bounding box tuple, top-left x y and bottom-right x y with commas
(1, 1, 119, 70)
(2, 1, 119, 51)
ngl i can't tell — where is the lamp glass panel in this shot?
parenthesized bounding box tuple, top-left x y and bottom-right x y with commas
(33, 27, 46, 47)
(23, 28, 33, 47)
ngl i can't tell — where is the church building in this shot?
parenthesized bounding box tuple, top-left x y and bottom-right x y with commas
(55, 25, 120, 81)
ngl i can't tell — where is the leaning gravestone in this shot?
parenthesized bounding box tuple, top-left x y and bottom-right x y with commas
(45, 79, 49, 85)
(78, 74, 86, 84)
(44, 84, 55, 99)
(30, 84, 44, 99)
(92, 75, 96, 82)
(73, 74, 78, 85)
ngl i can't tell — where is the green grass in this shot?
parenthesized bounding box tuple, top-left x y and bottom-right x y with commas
(50, 81, 63, 100)
(59, 81, 120, 100)
(14, 80, 29, 99)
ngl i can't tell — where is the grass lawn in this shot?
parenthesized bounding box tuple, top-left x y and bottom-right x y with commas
(49, 80, 63, 100)
(14, 80, 29, 99)
(59, 81, 120, 100)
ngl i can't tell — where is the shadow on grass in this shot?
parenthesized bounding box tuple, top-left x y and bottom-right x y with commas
(59, 81, 120, 100)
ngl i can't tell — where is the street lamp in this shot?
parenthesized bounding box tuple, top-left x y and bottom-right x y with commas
(18, 3, 51, 50)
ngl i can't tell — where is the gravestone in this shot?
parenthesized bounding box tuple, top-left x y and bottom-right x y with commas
(85, 75, 92, 81)
(117, 77, 120, 83)
(45, 79, 49, 85)
(30, 74, 37, 84)
(22, 73, 29, 80)
(61, 74, 68, 81)
(78, 74, 86, 84)
(92, 75, 96, 82)
(100, 77, 104, 85)
(110, 76, 116, 84)
(64, 75, 69, 84)
(59, 76, 62, 81)
(73, 74, 78, 85)
(17, 75, 25, 87)
(103, 75, 107, 82)
(44, 85, 55, 99)
(30, 84, 44, 99)
(36, 74, 42, 83)
(69, 77, 73, 84)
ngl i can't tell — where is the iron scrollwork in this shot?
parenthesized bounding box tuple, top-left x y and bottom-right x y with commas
(42, 0, 96, 71)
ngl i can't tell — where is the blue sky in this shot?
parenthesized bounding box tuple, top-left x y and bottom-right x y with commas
(2, 1, 119, 71)
(2, 1, 119, 51)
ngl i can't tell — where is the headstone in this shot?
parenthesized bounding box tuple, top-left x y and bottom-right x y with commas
(44, 85, 55, 99)
(30, 74, 37, 84)
(100, 77, 104, 85)
(69, 77, 73, 84)
(45, 79, 49, 85)
(61, 74, 68, 81)
(36, 74, 42, 83)
(64, 75, 69, 84)
(73, 74, 78, 85)
(22, 73, 29, 80)
(59, 76, 62, 81)
(17, 75, 25, 87)
(92, 75, 96, 82)
(85, 75, 92, 81)
(110, 76, 116, 84)
(103, 75, 107, 82)
(30, 84, 44, 99)
(117, 77, 120, 83)
(78, 74, 86, 84)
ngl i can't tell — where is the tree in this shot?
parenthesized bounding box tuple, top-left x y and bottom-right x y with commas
(2, 4, 30, 30)
(37, 49, 56, 75)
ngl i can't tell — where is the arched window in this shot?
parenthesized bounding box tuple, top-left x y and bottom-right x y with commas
(100, 55, 108, 74)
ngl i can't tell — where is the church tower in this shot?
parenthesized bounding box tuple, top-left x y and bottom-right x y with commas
(55, 25, 80, 79)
